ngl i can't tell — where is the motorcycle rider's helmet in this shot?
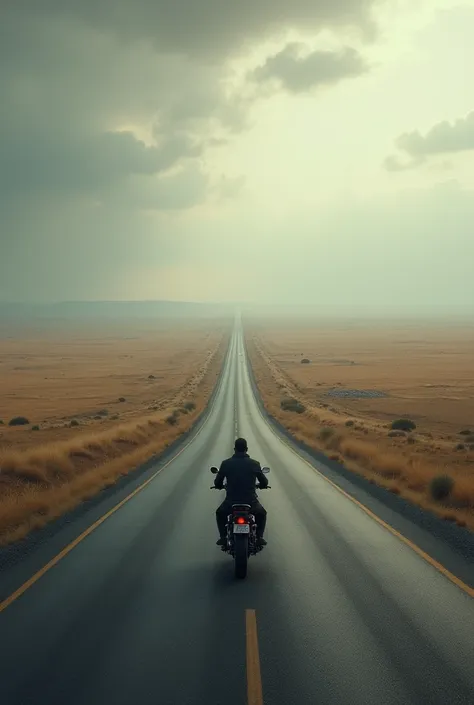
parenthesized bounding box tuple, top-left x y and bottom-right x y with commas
(234, 437, 248, 453)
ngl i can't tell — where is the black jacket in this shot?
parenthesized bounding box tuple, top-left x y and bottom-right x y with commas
(214, 452, 268, 502)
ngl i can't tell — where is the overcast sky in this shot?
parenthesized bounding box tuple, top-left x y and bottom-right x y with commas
(1, 0, 474, 311)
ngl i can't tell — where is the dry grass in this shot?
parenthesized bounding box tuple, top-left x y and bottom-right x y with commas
(246, 322, 474, 530)
(0, 319, 229, 544)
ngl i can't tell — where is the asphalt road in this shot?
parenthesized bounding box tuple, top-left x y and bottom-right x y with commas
(1, 321, 473, 705)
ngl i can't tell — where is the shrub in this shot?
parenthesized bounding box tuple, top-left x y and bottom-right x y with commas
(406, 436, 416, 444)
(118, 397, 126, 403)
(32, 425, 40, 431)
(97, 409, 109, 417)
(166, 415, 178, 426)
(111, 414, 119, 420)
(391, 418, 416, 432)
(455, 443, 465, 451)
(183, 401, 196, 411)
(388, 430, 406, 438)
(345, 420, 354, 427)
(179, 406, 189, 414)
(319, 427, 334, 442)
(0, 419, 4, 425)
(280, 397, 306, 414)
(148, 374, 155, 379)
(70, 419, 79, 427)
(9, 416, 30, 426)
(429, 475, 454, 502)
(459, 429, 472, 436)
(94, 415, 102, 420)
(301, 358, 310, 364)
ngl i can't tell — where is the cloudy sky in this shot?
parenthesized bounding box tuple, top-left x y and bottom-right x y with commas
(1, 0, 474, 311)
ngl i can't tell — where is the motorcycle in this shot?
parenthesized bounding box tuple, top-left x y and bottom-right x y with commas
(210, 465, 271, 579)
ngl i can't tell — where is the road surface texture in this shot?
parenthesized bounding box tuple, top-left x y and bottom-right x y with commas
(1, 320, 473, 705)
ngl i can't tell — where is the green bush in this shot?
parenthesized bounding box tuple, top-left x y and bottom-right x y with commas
(319, 427, 334, 442)
(183, 401, 196, 411)
(9, 416, 30, 426)
(345, 420, 354, 427)
(70, 419, 79, 427)
(459, 429, 471, 436)
(391, 418, 416, 432)
(429, 475, 454, 501)
(280, 397, 306, 414)
(166, 415, 178, 426)
(301, 358, 310, 364)
(31, 425, 40, 431)
(118, 397, 126, 403)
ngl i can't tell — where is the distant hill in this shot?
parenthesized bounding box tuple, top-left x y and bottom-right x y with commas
(0, 300, 234, 321)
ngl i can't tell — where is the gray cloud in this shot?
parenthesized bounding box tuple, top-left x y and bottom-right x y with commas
(252, 43, 368, 93)
(0, 0, 378, 302)
(12, 0, 376, 59)
(385, 111, 474, 170)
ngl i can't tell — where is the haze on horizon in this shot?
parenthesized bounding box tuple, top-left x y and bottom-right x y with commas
(1, 1, 474, 315)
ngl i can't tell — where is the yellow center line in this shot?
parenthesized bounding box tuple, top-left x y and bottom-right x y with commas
(246, 609, 264, 705)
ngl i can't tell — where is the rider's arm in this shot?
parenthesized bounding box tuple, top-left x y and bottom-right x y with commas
(214, 461, 226, 489)
(255, 461, 268, 488)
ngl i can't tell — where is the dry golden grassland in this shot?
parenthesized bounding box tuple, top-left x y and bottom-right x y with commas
(246, 320, 474, 530)
(0, 318, 230, 544)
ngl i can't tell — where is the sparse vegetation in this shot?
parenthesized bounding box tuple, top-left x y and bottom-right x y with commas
(70, 419, 79, 427)
(345, 420, 354, 427)
(391, 418, 416, 432)
(118, 397, 126, 403)
(148, 374, 155, 379)
(301, 358, 310, 364)
(0, 328, 229, 545)
(459, 429, 471, 435)
(246, 326, 474, 530)
(32, 425, 40, 431)
(9, 416, 30, 426)
(183, 401, 196, 411)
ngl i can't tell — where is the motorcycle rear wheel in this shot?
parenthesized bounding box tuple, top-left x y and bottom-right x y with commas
(234, 534, 248, 579)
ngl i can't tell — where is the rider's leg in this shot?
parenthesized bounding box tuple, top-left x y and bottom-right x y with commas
(216, 500, 229, 543)
(253, 502, 267, 540)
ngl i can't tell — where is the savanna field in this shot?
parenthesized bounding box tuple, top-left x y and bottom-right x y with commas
(245, 319, 474, 530)
(0, 317, 230, 544)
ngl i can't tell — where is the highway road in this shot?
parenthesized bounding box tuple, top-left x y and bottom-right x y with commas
(0, 321, 473, 705)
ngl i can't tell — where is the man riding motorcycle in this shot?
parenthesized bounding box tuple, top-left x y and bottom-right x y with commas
(214, 437, 268, 546)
